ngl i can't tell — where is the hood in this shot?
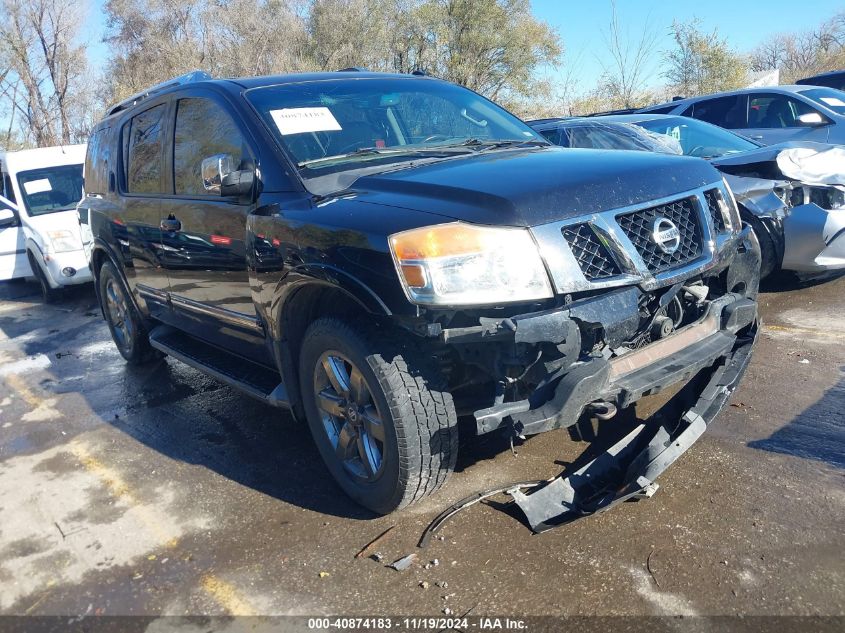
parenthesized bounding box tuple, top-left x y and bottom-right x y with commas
(24, 209, 85, 241)
(349, 147, 719, 227)
(710, 140, 830, 169)
(712, 140, 844, 190)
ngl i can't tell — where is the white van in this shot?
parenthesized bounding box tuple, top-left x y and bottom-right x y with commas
(0, 144, 90, 301)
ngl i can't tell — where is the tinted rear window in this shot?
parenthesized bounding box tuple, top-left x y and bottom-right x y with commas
(691, 95, 747, 129)
(84, 127, 111, 195)
(123, 104, 166, 194)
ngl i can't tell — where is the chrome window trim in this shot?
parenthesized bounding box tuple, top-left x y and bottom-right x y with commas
(531, 181, 737, 295)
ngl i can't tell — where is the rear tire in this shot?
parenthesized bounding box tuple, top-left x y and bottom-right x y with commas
(98, 261, 160, 365)
(299, 318, 458, 514)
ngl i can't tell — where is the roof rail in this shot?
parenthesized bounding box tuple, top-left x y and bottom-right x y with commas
(337, 67, 367, 72)
(107, 70, 212, 116)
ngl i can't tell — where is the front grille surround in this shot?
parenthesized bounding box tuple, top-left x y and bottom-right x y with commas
(530, 182, 735, 295)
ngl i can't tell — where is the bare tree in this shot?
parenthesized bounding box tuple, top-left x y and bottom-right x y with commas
(596, 0, 657, 109)
(663, 20, 749, 97)
(0, 0, 94, 147)
(751, 11, 845, 82)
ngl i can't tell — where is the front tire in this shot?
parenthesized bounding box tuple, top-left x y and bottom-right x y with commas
(743, 214, 777, 278)
(98, 261, 160, 365)
(299, 318, 458, 514)
(28, 253, 62, 303)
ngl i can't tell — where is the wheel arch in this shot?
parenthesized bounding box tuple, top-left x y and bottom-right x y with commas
(25, 239, 59, 289)
(90, 239, 145, 319)
(271, 273, 392, 422)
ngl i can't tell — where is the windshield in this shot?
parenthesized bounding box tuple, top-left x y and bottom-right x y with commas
(547, 121, 682, 155)
(246, 78, 546, 177)
(634, 116, 758, 159)
(17, 164, 84, 217)
(798, 87, 845, 114)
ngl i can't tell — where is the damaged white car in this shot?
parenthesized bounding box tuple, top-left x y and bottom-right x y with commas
(529, 114, 845, 277)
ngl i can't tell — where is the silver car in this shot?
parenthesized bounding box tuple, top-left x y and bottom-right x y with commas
(640, 85, 845, 146)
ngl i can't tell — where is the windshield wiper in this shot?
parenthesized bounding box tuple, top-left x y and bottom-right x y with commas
(443, 138, 550, 151)
(299, 144, 491, 168)
(298, 147, 431, 168)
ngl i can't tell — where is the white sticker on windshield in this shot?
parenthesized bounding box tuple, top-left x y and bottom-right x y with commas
(270, 107, 342, 135)
(820, 97, 845, 107)
(23, 178, 52, 194)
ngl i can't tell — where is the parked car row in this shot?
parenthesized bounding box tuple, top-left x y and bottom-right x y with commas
(528, 114, 845, 277)
(2, 68, 841, 524)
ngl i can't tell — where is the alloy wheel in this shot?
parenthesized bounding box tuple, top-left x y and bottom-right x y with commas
(104, 278, 134, 354)
(313, 352, 386, 482)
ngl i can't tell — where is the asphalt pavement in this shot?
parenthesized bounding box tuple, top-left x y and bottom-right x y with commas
(0, 274, 843, 621)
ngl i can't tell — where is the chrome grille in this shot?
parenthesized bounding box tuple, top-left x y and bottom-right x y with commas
(616, 197, 702, 273)
(561, 223, 620, 280)
(704, 188, 725, 232)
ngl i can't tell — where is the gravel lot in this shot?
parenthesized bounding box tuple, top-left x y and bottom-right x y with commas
(0, 274, 843, 621)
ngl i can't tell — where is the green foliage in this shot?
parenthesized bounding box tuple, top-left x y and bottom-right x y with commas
(663, 20, 749, 97)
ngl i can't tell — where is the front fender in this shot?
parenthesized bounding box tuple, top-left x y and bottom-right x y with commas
(91, 238, 147, 319)
(264, 263, 391, 341)
(25, 239, 59, 288)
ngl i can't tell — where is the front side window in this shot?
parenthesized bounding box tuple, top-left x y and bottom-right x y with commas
(538, 128, 565, 146)
(245, 78, 545, 193)
(17, 165, 84, 216)
(691, 95, 747, 129)
(124, 104, 166, 194)
(173, 98, 249, 196)
(748, 94, 818, 128)
(796, 88, 845, 115)
(3, 173, 16, 203)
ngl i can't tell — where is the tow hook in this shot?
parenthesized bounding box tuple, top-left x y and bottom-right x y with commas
(587, 400, 617, 421)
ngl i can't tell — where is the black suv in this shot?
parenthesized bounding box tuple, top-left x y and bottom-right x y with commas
(81, 71, 760, 516)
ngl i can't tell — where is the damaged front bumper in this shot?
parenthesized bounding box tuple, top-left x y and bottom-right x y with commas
(473, 291, 758, 438)
(509, 320, 757, 532)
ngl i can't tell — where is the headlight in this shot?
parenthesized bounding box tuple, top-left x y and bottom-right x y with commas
(809, 186, 845, 210)
(720, 178, 742, 232)
(47, 229, 83, 253)
(389, 222, 553, 306)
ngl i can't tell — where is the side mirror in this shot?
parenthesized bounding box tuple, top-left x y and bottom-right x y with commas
(221, 169, 255, 198)
(201, 153, 235, 194)
(797, 112, 826, 126)
(0, 207, 16, 228)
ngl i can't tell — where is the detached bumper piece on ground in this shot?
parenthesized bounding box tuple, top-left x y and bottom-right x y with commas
(510, 321, 756, 533)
